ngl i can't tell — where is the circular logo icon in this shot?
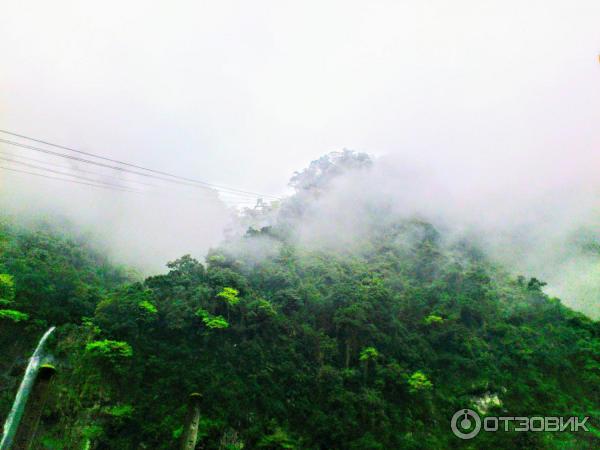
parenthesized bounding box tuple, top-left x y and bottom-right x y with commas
(451, 409, 481, 439)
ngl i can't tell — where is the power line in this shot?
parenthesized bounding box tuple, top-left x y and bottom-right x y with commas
(0, 156, 142, 193)
(0, 129, 280, 200)
(0, 150, 158, 189)
(0, 166, 140, 193)
(0, 137, 255, 198)
(0, 150, 270, 204)
(0, 154, 262, 205)
(2, 163, 270, 209)
(0, 138, 265, 200)
(0, 139, 264, 198)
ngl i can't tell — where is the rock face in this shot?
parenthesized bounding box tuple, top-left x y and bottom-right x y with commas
(179, 393, 202, 450)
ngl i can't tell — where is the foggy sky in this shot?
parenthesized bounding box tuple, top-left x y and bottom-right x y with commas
(2, 1, 598, 194)
(1, 1, 599, 314)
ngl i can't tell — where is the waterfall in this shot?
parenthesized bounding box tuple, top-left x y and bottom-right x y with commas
(0, 326, 55, 450)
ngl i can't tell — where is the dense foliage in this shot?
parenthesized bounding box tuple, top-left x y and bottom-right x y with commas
(1, 153, 599, 449)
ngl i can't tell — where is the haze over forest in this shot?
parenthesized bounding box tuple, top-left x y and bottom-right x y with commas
(1, 1, 599, 314)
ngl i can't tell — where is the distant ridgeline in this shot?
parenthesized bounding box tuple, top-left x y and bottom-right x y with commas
(0, 152, 599, 449)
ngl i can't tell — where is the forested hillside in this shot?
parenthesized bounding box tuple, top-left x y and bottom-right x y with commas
(1, 153, 599, 449)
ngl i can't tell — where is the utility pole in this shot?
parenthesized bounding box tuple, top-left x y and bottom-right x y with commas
(180, 393, 202, 450)
(12, 364, 57, 450)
